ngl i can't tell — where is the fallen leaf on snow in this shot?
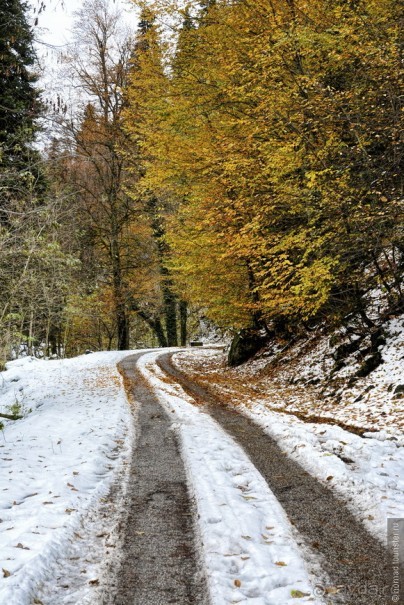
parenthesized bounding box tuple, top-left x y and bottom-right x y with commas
(2, 569, 11, 578)
(291, 589, 310, 598)
(234, 579, 241, 588)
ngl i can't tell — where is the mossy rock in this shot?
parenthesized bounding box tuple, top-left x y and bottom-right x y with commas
(393, 385, 404, 399)
(370, 329, 387, 350)
(331, 359, 346, 374)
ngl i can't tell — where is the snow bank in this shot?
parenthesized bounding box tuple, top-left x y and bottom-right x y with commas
(0, 351, 134, 605)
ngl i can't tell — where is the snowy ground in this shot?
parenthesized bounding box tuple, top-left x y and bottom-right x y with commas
(1, 349, 326, 604)
(174, 348, 404, 543)
(139, 351, 325, 605)
(1, 342, 401, 604)
(0, 351, 135, 605)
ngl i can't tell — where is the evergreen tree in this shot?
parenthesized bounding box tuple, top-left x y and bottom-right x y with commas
(0, 0, 44, 228)
(0, 0, 41, 166)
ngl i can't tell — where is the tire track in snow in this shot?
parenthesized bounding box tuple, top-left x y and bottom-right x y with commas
(139, 351, 324, 604)
(158, 352, 390, 605)
(113, 353, 209, 605)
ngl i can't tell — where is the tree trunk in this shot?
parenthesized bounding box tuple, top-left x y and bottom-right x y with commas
(147, 197, 178, 347)
(49, 325, 58, 356)
(163, 281, 178, 346)
(130, 301, 168, 347)
(28, 310, 34, 356)
(117, 306, 130, 350)
(153, 316, 168, 348)
(179, 300, 187, 346)
(111, 209, 130, 350)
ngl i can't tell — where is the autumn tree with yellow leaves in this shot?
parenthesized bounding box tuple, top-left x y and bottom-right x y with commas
(123, 0, 403, 346)
(123, 7, 190, 345)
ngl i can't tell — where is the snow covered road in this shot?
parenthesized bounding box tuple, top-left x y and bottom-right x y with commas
(0, 349, 399, 604)
(160, 351, 394, 605)
(137, 351, 322, 605)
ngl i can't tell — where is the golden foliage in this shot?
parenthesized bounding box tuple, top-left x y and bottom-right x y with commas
(124, 0, 403, 329)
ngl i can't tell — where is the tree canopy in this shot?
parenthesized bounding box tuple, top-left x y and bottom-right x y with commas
(123, 0, 403, 335)
(0, 0, 402, 361)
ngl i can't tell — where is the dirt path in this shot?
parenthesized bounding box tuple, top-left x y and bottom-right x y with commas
(113, 354, 209, 605)
(158, 352, 391, 605)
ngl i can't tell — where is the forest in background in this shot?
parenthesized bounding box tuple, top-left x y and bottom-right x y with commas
(0, 0, 402, 366)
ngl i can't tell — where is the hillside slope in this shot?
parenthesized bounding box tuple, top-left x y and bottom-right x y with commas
(179, 314, 404, 436)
